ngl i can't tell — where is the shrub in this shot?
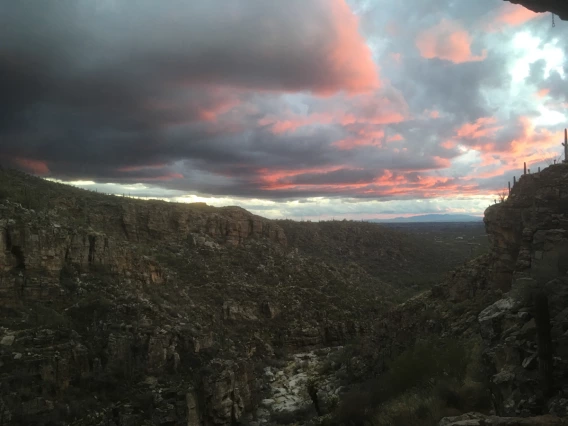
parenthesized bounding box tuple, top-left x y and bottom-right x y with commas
(333, 391, 374, 426)
(331, 337, 473, 426)
(377, 338, 468, 400)
(271, 406, 317, 425)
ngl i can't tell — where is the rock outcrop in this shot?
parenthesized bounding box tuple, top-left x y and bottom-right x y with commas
(481, 164, 568, 416)
(334, 164, 568, 425)
(0, 169, 403, 425)
(440, 412, 568, 425)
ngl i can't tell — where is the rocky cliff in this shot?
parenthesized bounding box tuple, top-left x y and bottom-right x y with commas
(506, 0, 568, 20)
(480, 163, 568, 417)
(0, 169, 414, 425)
(325, 163, 568, 425)
(2, 162, 566, 425)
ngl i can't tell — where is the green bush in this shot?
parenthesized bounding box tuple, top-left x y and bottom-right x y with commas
(378, 338, 468, 400)
(331, 338, 472, 426)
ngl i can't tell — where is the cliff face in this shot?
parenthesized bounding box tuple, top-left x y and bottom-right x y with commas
(480, 163, 568, 416)
(484, 163, 568, 292)
(2, 163, 567, 425)
(506, 0, 568, 20)
(338, 164, 568, 424)
(0, 169, 401, 426)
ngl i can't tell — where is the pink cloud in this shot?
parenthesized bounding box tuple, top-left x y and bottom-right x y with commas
(258, 87, 409, 136)
(456, 117, 503, 140)
(536, 88, 550, 98)
(333, 135, 384, 150)
(258, 112, 334, 134)
(13, 158, 50, 175)
(117, 164, 167, 172)
(387, 133, 404, 142)
(485, 3, 538, 31)
(416, 19, 487, 64)
(465, 117, 565, 179)
(424, 109, 440, 119)
(315, 0, 380, 95)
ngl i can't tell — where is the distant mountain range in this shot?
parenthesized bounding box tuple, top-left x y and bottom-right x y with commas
(368, 214, 483, 223)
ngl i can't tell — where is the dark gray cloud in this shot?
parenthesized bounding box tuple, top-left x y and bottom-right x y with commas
(0, 0, 565, 209)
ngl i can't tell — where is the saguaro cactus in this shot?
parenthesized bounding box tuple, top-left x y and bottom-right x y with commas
(563, 128, 567, 163)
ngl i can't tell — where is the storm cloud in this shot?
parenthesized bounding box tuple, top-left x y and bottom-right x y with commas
(1, 0, 566, 218)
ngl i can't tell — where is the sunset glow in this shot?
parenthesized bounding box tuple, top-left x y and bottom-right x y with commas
(1, 0, 566, 219)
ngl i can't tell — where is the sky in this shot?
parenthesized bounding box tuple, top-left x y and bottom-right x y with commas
(1, 0, 567, 220)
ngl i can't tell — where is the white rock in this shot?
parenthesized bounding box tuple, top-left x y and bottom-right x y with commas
(261, 399, 275, 408)
(478, 297, 515, 322)
(0, 335, 15, 346)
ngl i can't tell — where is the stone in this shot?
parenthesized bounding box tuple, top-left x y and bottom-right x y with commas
(222, 301, 259, 321)
(200, 359, 251, 425)
(0, 335, 15, 346)
(186, 390, 201, 426)
(439, 412, 568, 425)
(522, 353, 538, 369)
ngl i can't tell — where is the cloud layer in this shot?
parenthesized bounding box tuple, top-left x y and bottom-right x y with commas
(1, 0, 567, 218)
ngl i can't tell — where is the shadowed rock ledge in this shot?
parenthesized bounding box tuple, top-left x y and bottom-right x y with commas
(506, 0, 568, 20)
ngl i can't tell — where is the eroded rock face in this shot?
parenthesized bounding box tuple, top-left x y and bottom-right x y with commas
(439, 411, 568, 425)
(484, 164, 568, 291)
(118, 203, 287, 247)
(200, 360, 252, 426)
(481, 164, 568, 416)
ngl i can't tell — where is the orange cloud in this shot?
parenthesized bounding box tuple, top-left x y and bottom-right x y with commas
(254, 165, 477, 198)
(258, 87, 409, 136)
(13, 158, 50, 175)
(416, 19, 487, 64)
(387, 133, 404, 142)
(424, 109, 440, 119)
(456, 117, 503, 140)
(318, 0, 379, 94)
(258, 112, 334, 134)
(536, 88, 550, 98)
(486, 3, 538, 31)
(508, 118, 564, 159)
(333, 137, 383, 150)
(117, 164, 167, 172)
(197, 98, 240, 122)
(468, 116, 565, 177)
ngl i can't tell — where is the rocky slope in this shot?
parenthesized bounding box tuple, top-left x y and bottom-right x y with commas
(0, 168, 462, 426)
(276, 219, 485, 291)
(331, 163, 568, 425)
(479, 163, 568, 418)
(506, 0, 568, 21)
(2, 162, 566, 426)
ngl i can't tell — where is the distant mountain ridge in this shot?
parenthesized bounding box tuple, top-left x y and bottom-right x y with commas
(368, 213, 483, 223)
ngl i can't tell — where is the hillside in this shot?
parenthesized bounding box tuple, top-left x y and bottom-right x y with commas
(328, 163, 568, 426)
(368, 213, 482, 223)
(2, 165, 566, 426)
(276, 219, 487, 290)
(0, 168, 482, 426)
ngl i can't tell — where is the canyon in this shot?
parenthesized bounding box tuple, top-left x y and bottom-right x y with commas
(0, 163, 567, 425)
